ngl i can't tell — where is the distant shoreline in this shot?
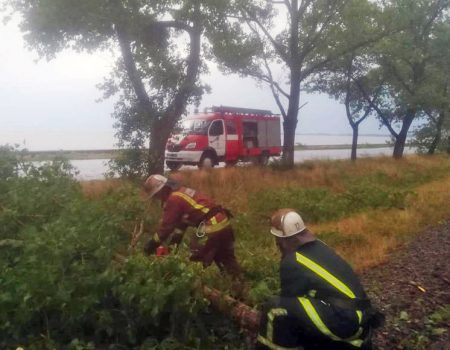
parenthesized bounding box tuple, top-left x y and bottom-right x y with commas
(294, 143, 393, 150)
(15, 143, 404, 161)
(21, 149, 117, 161)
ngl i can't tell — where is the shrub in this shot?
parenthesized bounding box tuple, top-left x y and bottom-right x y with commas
(0, 144, 20, 180)
(250, 181, 413, 225)
(0, 154, 242, 349)
(250, 187, 347, 223)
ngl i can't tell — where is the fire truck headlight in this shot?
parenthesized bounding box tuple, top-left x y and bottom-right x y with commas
(184, 142, 197, 150)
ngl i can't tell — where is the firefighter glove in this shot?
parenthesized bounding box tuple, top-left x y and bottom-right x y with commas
(143, 239, 160, 256)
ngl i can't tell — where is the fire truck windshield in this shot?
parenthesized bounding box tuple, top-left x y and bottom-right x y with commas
(181, 119, 211, 135)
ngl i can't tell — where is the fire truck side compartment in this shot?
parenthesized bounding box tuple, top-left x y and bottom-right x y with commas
(266, 118, 281, 148)
(243, 120, 258, 149)
(245, 119, 281, 149)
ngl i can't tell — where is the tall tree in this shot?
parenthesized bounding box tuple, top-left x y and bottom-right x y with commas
(6, 0, 234, 175)
(213, 0, 382, 167)
(361, 0, 450, 158)
(307, 52, 381, 160)
(413, 109, 450, 154)
(412, 21, 450, 154)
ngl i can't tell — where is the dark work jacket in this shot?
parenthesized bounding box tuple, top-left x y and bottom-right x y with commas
(280, 240, 368, 338)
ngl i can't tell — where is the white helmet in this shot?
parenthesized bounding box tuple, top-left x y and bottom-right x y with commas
(270, 209, 306, 238)
(144, 174, 168, 197)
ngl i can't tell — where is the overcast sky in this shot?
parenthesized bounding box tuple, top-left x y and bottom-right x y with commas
(1, 18, 391, 151)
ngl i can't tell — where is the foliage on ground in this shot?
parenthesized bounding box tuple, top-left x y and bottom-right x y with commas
(3, 147, 450, 349)
(0, 146, 244, 349)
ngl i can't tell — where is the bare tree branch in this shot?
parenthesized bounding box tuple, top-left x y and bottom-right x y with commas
(244, 18, 291, 99)
(298, 0, 314, 19)
(298, 101, 308, 111)
(115, 24, 154, 113)
(422, 0, 448, 38)
(345, 55, 357, 128)
(259, 75, 291, 99)
(425, 110, 438, 124)
(301, 1, 347, 61)
(236, 65, 291, 100)
(382, 58, 414, 95)
(353, 77, 399, 138)
(162, 13, 202, 123)
(263, 57, 287, 118)
(343, 53, 373, 128)
(242, 7, 290, 63)
(283, 0, 292, 10)
(355, 85, 383, 126)
(300, 31, 390, 80)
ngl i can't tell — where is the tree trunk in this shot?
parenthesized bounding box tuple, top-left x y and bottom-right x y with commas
(149, 22, 202, 175)
(147, 119, 167, 174)
(281, 1, 300, 169)
(282, 117, 298, 167)
(393, 111, 415, 159)
(116, 10, 202, 177)
(428, 111, 445, 155)
(282, 73, 301, 168)
(351, 124, 359, 161)
(203, 286, 261, 335)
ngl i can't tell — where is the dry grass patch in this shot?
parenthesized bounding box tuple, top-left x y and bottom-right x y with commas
(78, 155, 450, 274)
(80, 179, 127, 199)
(170, 155, 449, 212)
(314, 175, 450, 271)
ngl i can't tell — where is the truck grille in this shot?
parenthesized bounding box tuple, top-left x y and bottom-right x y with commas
(167, 144, 182, 152)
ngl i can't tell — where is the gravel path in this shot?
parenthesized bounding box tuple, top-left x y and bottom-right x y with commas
(361, 219, 450, 349)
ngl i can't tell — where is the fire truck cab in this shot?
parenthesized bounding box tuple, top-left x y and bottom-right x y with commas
(165, 106, 282, 170)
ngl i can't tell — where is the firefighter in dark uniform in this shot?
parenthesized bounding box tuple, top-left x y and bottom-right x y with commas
(256, 209, 382, 350)
(143, 174, 241, 277)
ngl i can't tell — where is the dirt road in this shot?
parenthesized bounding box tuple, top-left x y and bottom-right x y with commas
(362, 219, 450, 349)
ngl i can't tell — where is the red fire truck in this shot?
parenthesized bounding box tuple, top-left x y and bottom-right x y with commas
(165, 106, 282, 170)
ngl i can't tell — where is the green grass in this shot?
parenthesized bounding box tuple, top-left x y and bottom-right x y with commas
(3, 147, 450, 349)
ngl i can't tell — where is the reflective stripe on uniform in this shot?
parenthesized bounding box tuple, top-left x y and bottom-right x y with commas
(172, 191, 210, 214)
(296, 252, 364, 346)
(204, 217, 230, 233)
(357, 310, 363, 324)
(267, 308, 288, 341)
(172, 191, 229, 234)
(296, 252, 355, 299)
(257, 335, 299, 350)
(298, 297, 364, 348)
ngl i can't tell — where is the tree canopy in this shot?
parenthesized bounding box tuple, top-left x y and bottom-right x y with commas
(4, 0, 450, 172)
(7, 0, 242, 175)
(357, 0, 450, 158)
(212, 0, 385, 166)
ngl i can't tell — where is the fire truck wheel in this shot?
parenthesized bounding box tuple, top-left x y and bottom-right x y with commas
(199, 154, 215, 169)
(166, 161, 182, 171)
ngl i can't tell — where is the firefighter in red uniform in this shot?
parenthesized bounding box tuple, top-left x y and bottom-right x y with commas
(143, 174, 241, 277)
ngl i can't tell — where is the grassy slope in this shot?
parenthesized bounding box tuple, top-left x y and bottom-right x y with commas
(81, 155, 450, 303)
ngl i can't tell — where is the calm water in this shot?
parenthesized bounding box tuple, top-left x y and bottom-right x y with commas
(295, 134, 391, 145)
(70, 146, 415, 180)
